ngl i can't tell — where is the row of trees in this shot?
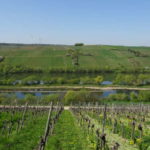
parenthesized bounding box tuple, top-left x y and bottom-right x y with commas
(63, 90, 99, 105)
(0, 90, 150, 106)
(0, 73, 150, 86)
(0, 90, 98, 105)
(0, 73, 149, 86)
(107, 91, 150, 102)
(0, 64, 42, 74)
(0, 64, 150, 75)
(0, 75, 104, 86)
(114, 74, 150, 86)
(0, 93, 60, 105)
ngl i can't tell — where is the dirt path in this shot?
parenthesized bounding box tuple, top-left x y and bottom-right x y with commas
(0, 85, 150, 92)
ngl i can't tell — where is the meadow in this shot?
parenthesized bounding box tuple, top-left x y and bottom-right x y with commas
(0, 44, 150, 72)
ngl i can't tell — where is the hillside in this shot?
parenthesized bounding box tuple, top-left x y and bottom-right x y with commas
(0, 44, 150, 72)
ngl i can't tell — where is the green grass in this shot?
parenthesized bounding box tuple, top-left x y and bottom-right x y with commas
(0, 112, 47, 150)
(45, 110, 91, 150)
(0, 44, 150, 71)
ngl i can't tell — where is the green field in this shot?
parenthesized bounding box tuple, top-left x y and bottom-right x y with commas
(0, 44, 150, 71)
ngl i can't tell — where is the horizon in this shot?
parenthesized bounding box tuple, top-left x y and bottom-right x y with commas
(1, 42, 150, 47)
(0, 0, 150, 46)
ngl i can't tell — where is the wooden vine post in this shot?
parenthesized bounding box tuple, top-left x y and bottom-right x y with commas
(19, 102, 28, 131)
(102, 105, 107, 134)
(38, 102, 53, 150)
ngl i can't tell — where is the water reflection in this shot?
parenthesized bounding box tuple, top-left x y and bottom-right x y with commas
(101, 90, 116, 97)
(16, 92, 25, 99)
(1, 89, 138, 99)
(101, 81, 113, 85)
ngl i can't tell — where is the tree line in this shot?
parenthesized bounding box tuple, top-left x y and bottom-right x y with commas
(0, 90, 150, 106)
(0, 64, 150, 75)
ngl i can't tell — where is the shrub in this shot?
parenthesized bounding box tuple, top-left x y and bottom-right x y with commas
(63, 90, 99, 105)
(56, 77, 66, 84)
(108, 93, 129, 101)
(138, 91, 150, 102)
(94, 76, 104, 84)
(130, 92, 138, 101)
(41, 94, 60, 105)
(80, 77, 93, 84)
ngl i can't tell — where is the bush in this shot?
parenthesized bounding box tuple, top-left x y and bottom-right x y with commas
(41, 94, 60, 105)
(138, 91, 150, 102)
(130, 92, 138, 101)
(68, 78, 80, 84)
(108, 93, 129, 101)
(114, 74, 125, 85)
(114, 73, 150, 86)
(94, 76, 104, 84)
(56, 77, 66, 84)
(63, 90, 99, 105)
(80, 77, 93, 84)
(124, 75, 136, 85)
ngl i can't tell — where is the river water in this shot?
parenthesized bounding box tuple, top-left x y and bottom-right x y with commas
(1, 89, 138, 99)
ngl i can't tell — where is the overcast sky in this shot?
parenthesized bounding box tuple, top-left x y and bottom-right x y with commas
(0, 0, 150, 46)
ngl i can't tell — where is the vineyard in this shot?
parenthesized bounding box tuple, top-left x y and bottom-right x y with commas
(1, 0, 150, 150)
(0, 103, 150, 150)
(0, 103, 63, 150)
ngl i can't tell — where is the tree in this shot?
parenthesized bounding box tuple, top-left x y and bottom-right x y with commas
(22, 75, 39, 85)
(80, 76, 93, 84)
(138, 74, 150, 85)
(66, 48, 80, 66)
(41, 94, 60, 105)
(63, 90, 99, 105)
(63, 90, 76, 105)
(74, 43, 84, 46)
(108, 93, 128, 101)
(130, 92, 137, 101)
(114, 74, 124, 85)
(138, 91, 150, 102)
(124, 75, 136, 85)
(57, 77, 66, 84)
(94, 76, 104, 84)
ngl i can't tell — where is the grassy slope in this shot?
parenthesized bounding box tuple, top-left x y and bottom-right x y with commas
(0, 44, 150, 70)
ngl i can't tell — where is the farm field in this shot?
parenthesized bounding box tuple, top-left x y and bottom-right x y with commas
(0, 44, 150, 71)
(0, 103, 150, 150)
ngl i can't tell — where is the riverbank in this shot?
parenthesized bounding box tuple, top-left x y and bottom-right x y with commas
(0, 85, 150, 92)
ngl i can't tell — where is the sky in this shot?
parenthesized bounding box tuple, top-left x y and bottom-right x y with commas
(0, 0, 150, 46)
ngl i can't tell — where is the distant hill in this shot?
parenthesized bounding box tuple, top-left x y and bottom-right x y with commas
(0, 44, 150, 72)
